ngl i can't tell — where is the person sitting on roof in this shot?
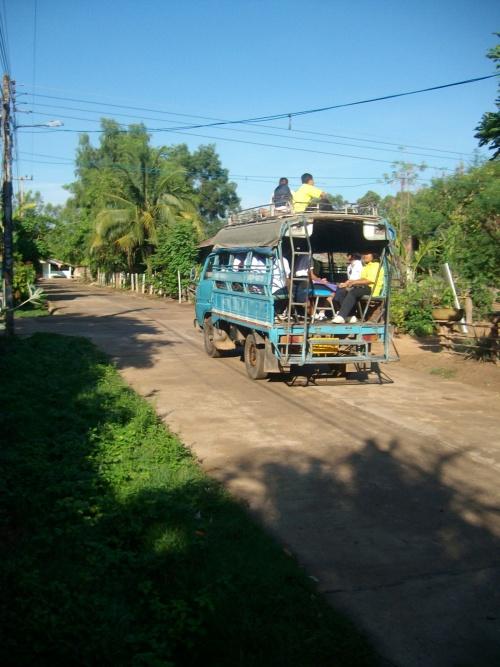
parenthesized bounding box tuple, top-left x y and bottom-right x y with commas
(292, 173, 328, 213)
(332, 251, 384, 323)
(272, 177, 292, 211)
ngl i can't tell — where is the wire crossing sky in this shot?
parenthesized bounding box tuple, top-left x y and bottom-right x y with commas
(4, 0, 499, 206)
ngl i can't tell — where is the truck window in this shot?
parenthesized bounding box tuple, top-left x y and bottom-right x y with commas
(204, 256, 215, 278)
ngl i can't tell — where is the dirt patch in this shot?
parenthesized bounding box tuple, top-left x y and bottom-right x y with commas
(394, 334, 500, 393)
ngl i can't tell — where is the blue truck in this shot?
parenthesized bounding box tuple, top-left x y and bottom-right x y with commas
(195, 204, 396, 381)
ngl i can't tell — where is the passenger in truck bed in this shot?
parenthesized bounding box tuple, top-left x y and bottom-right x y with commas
(332, 251, 384, 323)
(272, 256, 291, 319)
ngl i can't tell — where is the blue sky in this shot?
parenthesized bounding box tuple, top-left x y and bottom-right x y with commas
(6, 0, 500, 208)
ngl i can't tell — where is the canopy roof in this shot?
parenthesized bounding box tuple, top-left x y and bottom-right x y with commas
(212, 219, 287, 249)
(206, 213, 391, 253)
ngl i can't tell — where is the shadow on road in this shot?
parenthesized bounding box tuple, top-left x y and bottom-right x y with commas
(217, 438, 500, 667)
(18, 284, 182, 370)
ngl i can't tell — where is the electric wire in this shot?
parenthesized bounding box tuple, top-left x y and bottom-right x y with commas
(23, 97, 471, 158)
(0, 4, 10, 74)
(22, 73, 498, 134)
(26, 108, 465, 163)
(19, 123, 456, 172)
(30, 0, 38, 170)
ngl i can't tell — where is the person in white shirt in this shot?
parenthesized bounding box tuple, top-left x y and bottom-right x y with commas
(347, 253, 363, 281)
(272, 256, 290, 319)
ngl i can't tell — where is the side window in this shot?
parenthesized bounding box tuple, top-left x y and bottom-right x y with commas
(218, 252, 230, 270)
(203, 256, 215, 278)
(248, 252, 266, 294)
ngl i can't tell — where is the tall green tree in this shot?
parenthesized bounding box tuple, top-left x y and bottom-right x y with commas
(384, 160, 427, 282)
(406, 160, 500, 309)
(92, 153, 200, 269)
(475, 35, 500, 159)
(357, 190, 382, 209)
(13, 191, 57, 268)
(167, 143, 240, 231)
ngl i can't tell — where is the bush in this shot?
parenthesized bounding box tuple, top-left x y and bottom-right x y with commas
(150, 221, 199, 297)
(391, 276, 454, 336)
(12, 260, 37, 304)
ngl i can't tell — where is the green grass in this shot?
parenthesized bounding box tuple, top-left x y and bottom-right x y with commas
(429, 367, 458, 379)
(14, 306, 50, 318)
(0, 333, 378, 667)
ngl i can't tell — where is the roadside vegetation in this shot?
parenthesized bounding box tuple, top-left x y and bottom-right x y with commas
(0, 333, 378, 666)
(8, 38, 499, 334)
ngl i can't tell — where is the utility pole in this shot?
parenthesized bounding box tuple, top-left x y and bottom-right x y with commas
(2, 73, 14, 335)
(14, 174, 33, 212)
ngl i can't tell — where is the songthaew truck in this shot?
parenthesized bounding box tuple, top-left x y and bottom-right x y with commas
(195, 203, 397, 381)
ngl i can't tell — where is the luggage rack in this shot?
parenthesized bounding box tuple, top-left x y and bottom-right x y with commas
(228, 203, 293, 225)
(228, 202, 378, 225)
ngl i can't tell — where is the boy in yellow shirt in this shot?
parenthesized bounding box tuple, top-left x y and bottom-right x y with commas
(332, 251, 385, 323)
(292, 173, 328, 212)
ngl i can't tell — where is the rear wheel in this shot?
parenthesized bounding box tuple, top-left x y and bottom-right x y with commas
(203, 316, 221, 358)
(244, 333, 267, 380)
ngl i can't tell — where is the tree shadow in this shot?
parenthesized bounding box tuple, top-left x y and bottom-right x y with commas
(216, 439, 500, 667)
(0, 333, 378, 667)
(16, 309, 177, 371)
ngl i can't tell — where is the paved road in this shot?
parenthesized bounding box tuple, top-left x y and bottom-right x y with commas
(19, 281, 500, 667)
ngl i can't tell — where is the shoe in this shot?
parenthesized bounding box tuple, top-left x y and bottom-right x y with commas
(314, 310, 325, 321)
(277, 312, 288, 321)
(332, 315, 345, 324)
(349, 316, 358, 323)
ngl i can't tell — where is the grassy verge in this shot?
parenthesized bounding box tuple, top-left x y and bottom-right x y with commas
(0, 333, 378, 666)
(14, 306, 50, 318)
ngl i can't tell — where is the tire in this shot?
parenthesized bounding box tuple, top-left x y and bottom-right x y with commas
(244, 333, 267, 380)
(203, 316, 221, 358)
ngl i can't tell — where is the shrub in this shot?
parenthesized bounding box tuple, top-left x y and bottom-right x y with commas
(12, 260, 37, 304)
(150, 222, 199, 297)
(391, 276, 454, 336)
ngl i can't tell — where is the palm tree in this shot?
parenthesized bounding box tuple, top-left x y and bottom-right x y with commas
(92, 147, 201, 269)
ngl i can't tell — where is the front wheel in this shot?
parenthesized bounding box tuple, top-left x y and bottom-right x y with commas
(244, 333, 267, 380)
(203, 317, 221, 358)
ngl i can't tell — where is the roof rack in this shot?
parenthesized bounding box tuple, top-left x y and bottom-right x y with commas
(228, 203, 293, 225)
(228, 202, 379, 225)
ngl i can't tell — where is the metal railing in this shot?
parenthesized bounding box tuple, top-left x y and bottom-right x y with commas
(228, 202, 379, 225)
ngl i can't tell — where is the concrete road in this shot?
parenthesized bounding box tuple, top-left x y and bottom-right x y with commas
(19, 281, 500, 667)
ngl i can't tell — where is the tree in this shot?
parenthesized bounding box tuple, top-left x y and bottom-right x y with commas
(357, 190, 382, 209)
(92, 156, 200, 269)
(384, 160, 427, 282)
(166, 143, 240, 231)
(475, 35, 500, 159)
(13, 191, 56, 268)
(406, 161, 500, 311)
(60, 121, 238, 273)
(150, 221, 200, 297)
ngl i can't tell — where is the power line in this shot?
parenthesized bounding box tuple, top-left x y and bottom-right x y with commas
(140, 74, 500, 132)
(22, 123, 456, 172)
(20, 151, 412, 185)
(26, 107, 466, 163)
(23, 73, 498, 135)
(24, 97, 471, 157)
(27, 80, 479, 149)
(30, 0, 38, 168)
(0, 2, 11, 73)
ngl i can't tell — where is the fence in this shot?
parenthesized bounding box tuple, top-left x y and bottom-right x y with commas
(95, 270, 188, 303)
